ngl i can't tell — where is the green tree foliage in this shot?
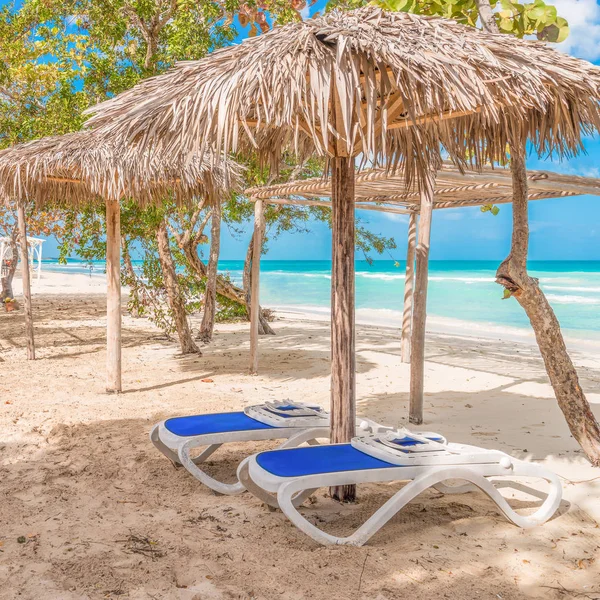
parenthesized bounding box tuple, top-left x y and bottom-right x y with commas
(327, 0, 568, 42)
(0, 0, 405, 341)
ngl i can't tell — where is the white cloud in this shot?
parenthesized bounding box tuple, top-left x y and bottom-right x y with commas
(382, 212, 409, 223)
(439, 210, 463, 221)
(545, 0, 600, 62)
(300, 4, 312, 19)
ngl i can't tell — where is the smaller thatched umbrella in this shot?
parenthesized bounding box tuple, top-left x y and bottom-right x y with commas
(0, 131, 241, 392)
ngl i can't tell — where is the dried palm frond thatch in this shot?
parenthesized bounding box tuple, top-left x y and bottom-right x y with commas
(0, 130, 243, 208)
(84, 7, 600, 182)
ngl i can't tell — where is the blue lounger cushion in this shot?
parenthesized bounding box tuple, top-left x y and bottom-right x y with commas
(256, 444, 398, 477)
(165, 412, 274, 437)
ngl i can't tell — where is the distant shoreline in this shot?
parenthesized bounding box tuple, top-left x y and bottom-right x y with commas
(13, 269, 600, 356)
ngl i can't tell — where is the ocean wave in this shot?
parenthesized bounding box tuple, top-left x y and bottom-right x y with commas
(357, 273, 405, 281)
(263, 270, 332, 279)
(546, 294, 600, 305)
(428, 276, 493, 283)
(543, 285, 600, 293)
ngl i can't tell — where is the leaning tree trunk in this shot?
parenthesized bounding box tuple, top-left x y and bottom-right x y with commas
(497, 150, 600, 464)
(474, 0, 600, 464)
(1, 236, 18, 301)
(181, 239, 260, 324)
(121, 236, 142, 317)
(243, 230, 275, 335)
(198, 202, 221, 342)
(156, 221, 200, 355)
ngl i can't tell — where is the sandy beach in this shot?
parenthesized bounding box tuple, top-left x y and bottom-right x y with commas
(1, 271, 600, 599)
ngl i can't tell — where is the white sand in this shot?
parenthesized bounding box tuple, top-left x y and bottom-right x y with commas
(1, 271, 600, 599)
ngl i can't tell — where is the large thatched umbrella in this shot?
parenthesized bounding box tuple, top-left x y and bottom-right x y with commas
(0, 131, 241, 392)
(83, 7, 600, 498)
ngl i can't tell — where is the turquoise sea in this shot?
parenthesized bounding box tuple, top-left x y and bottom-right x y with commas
(43, 259, 600, 342)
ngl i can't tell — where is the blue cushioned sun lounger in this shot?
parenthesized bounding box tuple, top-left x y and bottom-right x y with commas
(151, 402, 414, 495)
(238, 434, 562, 546)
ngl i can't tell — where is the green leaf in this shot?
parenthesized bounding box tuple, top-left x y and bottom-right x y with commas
(491, 205, 500, 216)
(502, 289, 512, 300)
(538, 16, 569, 42)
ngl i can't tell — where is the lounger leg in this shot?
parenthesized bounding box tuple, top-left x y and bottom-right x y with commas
(178, 441, 246, 495)
(150, 425, 182, 466)
(278, 429, 328, 449)
(277, 468, 465, 546)
(275, 465, 563, 546)
(472, 463, 562, 529)
(237, 458, 317, 510)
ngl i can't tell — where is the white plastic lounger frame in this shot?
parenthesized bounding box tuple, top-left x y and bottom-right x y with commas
(238, 443, 562, 547)
(150, 421, 331, 495)
(150, 405, 395, 495)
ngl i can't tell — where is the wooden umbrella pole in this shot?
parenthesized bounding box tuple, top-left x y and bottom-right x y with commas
(409, 168, 436, 424)
(106, 198, 122, 393)
(400, 213, 417, 363)
(17, 203, 35, 360)
(249, 199, 264, 375)
(330, 155, 356, 502)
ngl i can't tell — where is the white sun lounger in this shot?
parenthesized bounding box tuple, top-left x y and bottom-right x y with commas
(150, 401, 437, 495)
(238, 430, 562, 546)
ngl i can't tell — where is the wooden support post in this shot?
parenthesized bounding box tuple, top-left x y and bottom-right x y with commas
(249, 199, 264, 375)
(17, 203, 35, 360)
(400, 213, 417, 364)
(106, 199, 122, 393)
(330, 156, 356, 502)
(409, 170, 436, 424)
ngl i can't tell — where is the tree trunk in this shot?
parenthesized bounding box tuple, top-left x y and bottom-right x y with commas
(330, 156, 357, 503)
(1, 234, 18, 301)
(156, 221, 200, 355)
(106, 199, 122, 392)
(17, 204, 35, 360)
(242, 231, 275, 336)
(409, 171, 436, 425)
(198, 202, 222, 342)
(496, 149, 600, 464)
(249, 200, 264, 375)
(243, 231, 254, 306)
(181, 238, 273, 333)
(401, 213, 417, 363)
(477, 0, 498, 34)
(121, 236, 142, 317)
(475, 0, 600, 464)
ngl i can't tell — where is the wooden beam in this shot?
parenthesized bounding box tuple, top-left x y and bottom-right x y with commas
(17, 203, 35, 360)
(440, 168, 600, 197)
(106, 198, 122, 393)
(388, 107, 481, 131)
(409, 169, 436, 424)
(401, 213, 417, 364)
(249, 199, 264, 375)
(330, 155, 356, 502)
(354, 91, 405, 156)
(252, 196, 412, 215)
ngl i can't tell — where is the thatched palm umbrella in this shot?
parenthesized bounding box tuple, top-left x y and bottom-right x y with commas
(0, 131, 241, 392)
(84, 7, 600, 497)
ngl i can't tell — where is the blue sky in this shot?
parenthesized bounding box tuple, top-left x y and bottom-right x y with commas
(18, 0, 600, 261)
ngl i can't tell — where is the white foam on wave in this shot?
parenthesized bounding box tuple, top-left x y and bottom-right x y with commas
(429, 276, 493, 284)
(270, 304, 600, 350)
(546, 294, 600, 305)
(264, 271, 332, 280)
(543, 285, 600, 293)
(357, 273, 405, 281)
